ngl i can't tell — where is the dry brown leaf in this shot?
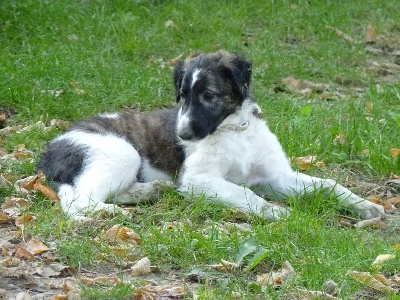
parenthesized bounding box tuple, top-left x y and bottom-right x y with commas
(1, 197, 29, 217)
(390, 173, 400, 179)
(367, 195, 393, 211)
(103, 224, 142, 245)
(0, 174, 12, 188)
(388, 196, 400, 208)
(333, 133, 346, 146)
(293, 155, 317, 171)
(366, 101, 374, 113)
(23, 171, 59, 200)
(22, 239, 49, 256)
(50, 119, 71, 130)
(14, 246, 35, 260)
(390, 149, 400, 160)
(354, 217, 387, 229)
(0, 211, 13, 224)
(131, 257, 151, 276)
(347, 270, 397, 294)
(136, 284, 190, 300)
(15, 213, 36, 228)
(256, 261, 295, 286)
(1, 257, 21, 267)
(295, 288, 338, 299)
(366, 25, 377, 43)
(325, 25, 354, 43)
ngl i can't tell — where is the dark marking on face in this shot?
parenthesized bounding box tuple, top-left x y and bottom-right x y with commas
(174, 51, 252, 140)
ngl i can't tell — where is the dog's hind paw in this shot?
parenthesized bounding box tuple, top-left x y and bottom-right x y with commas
(262, 205, 291, 221)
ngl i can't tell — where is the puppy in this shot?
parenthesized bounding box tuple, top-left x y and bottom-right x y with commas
(38, 51, 385, 220)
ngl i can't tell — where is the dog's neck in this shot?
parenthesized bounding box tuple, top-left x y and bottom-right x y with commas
(218, 98, 263, 132)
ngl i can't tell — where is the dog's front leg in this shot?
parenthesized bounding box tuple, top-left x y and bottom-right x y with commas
(262, 172, 385, 219)
(178, 177, 290, 221)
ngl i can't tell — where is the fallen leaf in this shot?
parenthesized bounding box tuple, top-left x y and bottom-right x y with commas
(165, 20, 177, 28)
(390, 173, 400, 179)
(366, 101, 374, 113)
(1, 257, 21, 267)
(103, 224, 142, 245)
(295, 288, 338, 299)
(367, 195, 393, 211)
(256, 261, 295, 286)
(131, 257, 151, 276)
(22, 239, 49, 255)
(333, 133, 346, 146)
(50, 119, 70, 130)
(365, 24, 377, 44)
(136, 284, 190, 300)
(14, 246, 35, 260)
(354, 217, 387, 229)
(347, 270, 397, 294)
(388, 196, 400, 208)
(208, 259, 239, 272)
(15, 213, 36, 228)
(54, 295, 68, 300)
(390, 149, 400, 160)
(293, 155, 317, 171)
(325, 25, 354, 43)
(1, 197, 29, 217)
(0, 211, 13, 223)
(371, 254, 396, 269)
(23, 171, 60, 200)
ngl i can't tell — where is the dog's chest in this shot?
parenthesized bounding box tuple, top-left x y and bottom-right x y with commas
(183, 122, 268, 183)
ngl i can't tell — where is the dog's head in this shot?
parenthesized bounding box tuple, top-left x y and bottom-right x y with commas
(174, 51, 252, 141)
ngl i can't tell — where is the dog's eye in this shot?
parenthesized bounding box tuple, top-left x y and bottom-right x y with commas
(203, 91, 213, 101)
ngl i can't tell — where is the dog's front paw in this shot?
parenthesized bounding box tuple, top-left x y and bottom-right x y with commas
(262, 205, 291, 221)
(354, 200, 385, 220)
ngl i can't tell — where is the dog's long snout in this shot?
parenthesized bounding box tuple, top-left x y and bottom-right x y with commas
(178, 127, 194, 140)
(177, 112, 194, 140)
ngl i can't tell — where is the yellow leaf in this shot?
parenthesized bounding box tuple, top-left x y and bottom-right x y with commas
(371, 254, 396, 269)
(293, 155, 317, 171)
(347, 270, 397, 294)
(390, 149, 400, 160)
(103, 224, 142, 245)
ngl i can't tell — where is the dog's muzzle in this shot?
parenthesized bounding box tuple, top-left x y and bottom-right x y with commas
(177, 112, 195, 140)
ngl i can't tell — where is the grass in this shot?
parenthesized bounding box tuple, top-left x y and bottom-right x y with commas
(1, 0, 400, 299)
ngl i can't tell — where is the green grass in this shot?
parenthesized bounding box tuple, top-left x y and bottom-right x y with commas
(1, 0, 400, 299)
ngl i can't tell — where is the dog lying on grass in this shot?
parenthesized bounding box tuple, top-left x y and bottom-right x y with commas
(38, 51, 385, 220)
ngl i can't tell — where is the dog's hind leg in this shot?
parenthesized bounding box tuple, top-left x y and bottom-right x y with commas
(112, 180, 174, 205)
(54, 133, 141, 219)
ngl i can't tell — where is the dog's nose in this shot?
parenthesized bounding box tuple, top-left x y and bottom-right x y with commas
(178, 128, 194, 140)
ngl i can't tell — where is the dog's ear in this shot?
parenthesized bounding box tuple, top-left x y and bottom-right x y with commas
(230, 55, 252, 100)
(173, 60, 185, 102)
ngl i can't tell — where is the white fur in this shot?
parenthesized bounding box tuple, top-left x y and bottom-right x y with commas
(176, 107, 191, 137)
(55, 97, 384, 221)
(191, 69, 201, 88)
(100, 113, 120, 119)
(56, 131, 139, 219)
(178, 99, 385, 220)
